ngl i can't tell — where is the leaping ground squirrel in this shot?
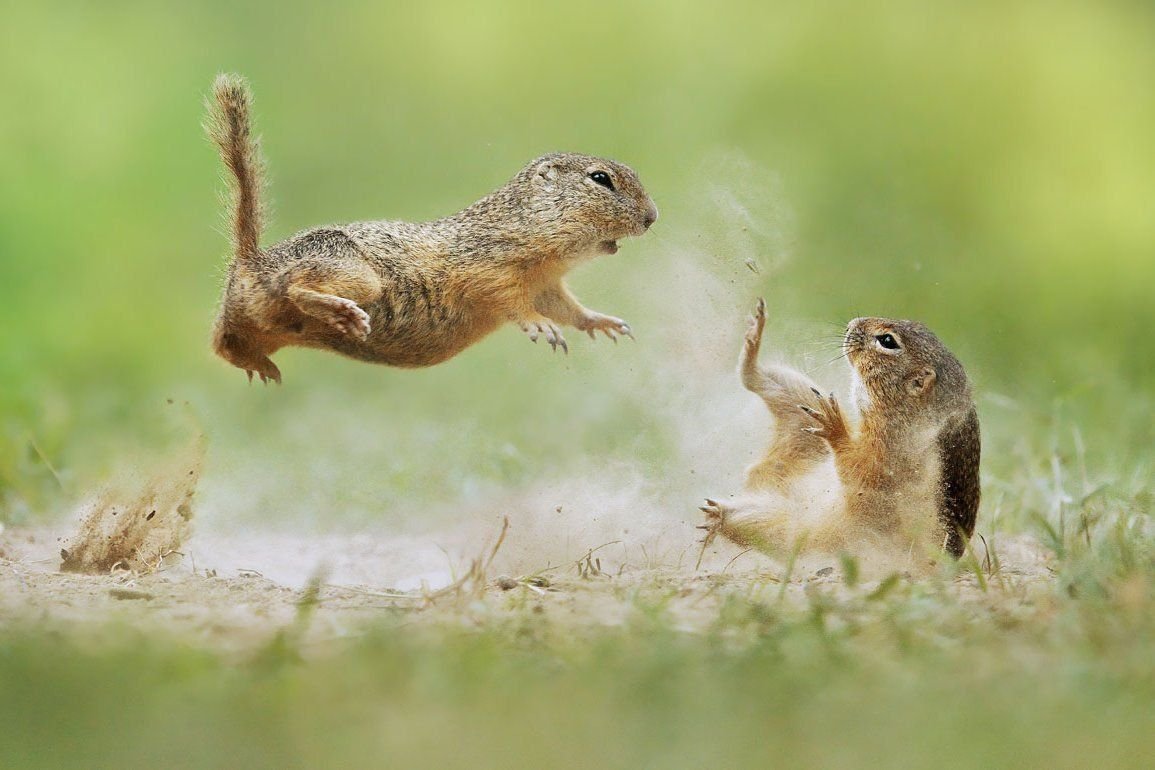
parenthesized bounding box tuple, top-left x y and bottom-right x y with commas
(206, 74, 658, 383)
(700, 299, 980, 561)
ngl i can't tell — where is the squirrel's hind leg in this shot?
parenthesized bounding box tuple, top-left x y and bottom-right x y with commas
(699, 493, 847, 558)
(276, 231, 383, 341)
(288, 286, 373, 340)
(699, 494, 794, 555)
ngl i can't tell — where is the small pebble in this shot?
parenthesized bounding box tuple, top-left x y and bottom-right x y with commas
(496, 575, 519, 591)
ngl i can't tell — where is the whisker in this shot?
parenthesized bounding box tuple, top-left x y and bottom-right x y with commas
(822, 351, 850, 367)
(808, 339, 849, 352)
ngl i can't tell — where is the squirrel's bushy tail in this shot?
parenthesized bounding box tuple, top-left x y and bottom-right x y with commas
(206, 73, 265, 261)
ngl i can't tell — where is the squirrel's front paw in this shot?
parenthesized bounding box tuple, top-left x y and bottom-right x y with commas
(322, 298, 371, 341)
(800, 388, 848, 445)
(578, 312, 633, 342)
(519, 318, 568, 353)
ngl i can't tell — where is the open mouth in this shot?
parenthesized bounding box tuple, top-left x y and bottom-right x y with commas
(601, 240, 619, 254)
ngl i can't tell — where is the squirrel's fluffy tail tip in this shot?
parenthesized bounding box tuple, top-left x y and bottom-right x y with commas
(211, 73, 250, 108)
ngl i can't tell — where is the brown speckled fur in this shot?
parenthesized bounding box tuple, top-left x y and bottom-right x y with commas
(205, 74, 658, 383)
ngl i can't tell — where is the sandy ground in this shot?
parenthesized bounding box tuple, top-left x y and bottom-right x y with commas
(0, 518, 1055, 657)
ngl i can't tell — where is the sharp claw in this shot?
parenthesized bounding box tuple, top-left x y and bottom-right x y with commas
(246, 370, 254, 383)
(587, 329, 596, 340)
(560, 338, 568, 354)
(810, 387, 822, 397)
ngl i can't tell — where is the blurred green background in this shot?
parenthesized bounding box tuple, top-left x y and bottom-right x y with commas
(3, 3, 1155, 768)
(2, 0, 1153, 527)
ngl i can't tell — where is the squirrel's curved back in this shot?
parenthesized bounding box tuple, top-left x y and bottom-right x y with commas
(206, 73, 265, 262)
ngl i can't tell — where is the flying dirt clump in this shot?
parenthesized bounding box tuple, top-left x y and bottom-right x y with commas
(60, 442, 204, 574)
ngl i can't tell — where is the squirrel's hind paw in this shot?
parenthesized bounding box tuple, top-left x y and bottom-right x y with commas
(699, 497, 732, 522)
(323, 298, 371, 341)
(698, 498, 731, 547)
(244, 358, 282, 386)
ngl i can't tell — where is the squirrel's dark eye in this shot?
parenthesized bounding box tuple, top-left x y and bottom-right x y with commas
(876, 333, 900, 350)
(589, 171, 615, 190)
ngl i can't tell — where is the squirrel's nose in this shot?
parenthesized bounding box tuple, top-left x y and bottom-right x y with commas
(643, 202, 659, 229)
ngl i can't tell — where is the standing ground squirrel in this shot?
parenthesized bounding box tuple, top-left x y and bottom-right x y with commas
(700, 299, 980, 561)
(205, 74, 658, 383)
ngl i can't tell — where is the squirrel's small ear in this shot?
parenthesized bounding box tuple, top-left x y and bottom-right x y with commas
(534, 161, 558, 191)
(907, 367, 937, 396)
